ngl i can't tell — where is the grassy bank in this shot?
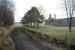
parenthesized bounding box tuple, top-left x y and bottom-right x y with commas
(23, 25, 75, 45)
(20, 27, 67, 50)
(4, 36, 15, 50)
(0, 27, 15, 50)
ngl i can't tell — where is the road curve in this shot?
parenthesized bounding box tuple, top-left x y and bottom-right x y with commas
(10, 27, 54, 50)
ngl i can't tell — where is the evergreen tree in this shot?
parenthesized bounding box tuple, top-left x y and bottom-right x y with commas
(21, 7, 44, 27)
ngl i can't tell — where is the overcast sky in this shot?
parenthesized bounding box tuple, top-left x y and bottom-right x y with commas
(13, 0, 66, 22)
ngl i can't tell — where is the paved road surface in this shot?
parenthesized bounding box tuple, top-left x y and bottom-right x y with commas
(10, 28, 54, 50)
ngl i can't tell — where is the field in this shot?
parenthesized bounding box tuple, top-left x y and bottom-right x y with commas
(26, 25, 75, 45)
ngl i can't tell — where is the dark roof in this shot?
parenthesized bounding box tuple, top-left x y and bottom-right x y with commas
(53, 17, 75, 26)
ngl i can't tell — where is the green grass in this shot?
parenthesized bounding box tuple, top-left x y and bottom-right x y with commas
(24, 25, 75, 44)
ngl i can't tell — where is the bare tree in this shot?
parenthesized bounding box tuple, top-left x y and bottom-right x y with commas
(64, 0, 75, 32)
(0, 0, 14, 49)
(0, 0, 14, 28)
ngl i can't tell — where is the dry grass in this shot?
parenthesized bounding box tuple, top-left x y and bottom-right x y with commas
(4, 36, 15, 50)
(0, 26, 15, 50)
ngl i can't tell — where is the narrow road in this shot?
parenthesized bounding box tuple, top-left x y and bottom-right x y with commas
(10, 27, 54, 50)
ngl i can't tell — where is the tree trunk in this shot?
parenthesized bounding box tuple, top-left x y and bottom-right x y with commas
(69, 17, 72, 32)
(31, 22, 32, 27)
(27, 23, 28, 27)
(36, 22, 39, 28)
(34, 22, 36, 28)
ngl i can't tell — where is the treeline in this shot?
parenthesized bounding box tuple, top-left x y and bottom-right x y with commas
(21, 7, 44, 28)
